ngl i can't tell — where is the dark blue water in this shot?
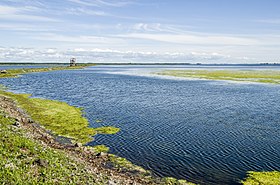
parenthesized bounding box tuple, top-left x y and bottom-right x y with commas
(0, 65, 279, 185)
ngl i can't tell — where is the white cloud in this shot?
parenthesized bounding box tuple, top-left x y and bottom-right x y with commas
(30, 33, 125, 45)
(0, 5, 58, 22)
(0, 47, 240, 63)
(120, 33, 259, 46)
(0, 23, 58, 32)
(68, 0, 133, 7)
(65, 7, 109, 16)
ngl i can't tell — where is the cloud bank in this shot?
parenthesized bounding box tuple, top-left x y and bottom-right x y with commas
(0, 47, 238, 63)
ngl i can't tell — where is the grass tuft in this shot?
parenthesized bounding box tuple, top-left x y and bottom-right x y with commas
(157, 70, 280, 84)
(241, 171, 280, 185)
(94, 126, 120, 134)
(92, 145, 110, 153)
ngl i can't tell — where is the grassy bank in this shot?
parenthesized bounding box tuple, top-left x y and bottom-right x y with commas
(0, 64, 94, 78)
(0, 113, 103, 184)
(0, 94, 194, 185)
(241, 171, 280, 185)
(157, 70, 280, 84)
(0, 90, 119, 144)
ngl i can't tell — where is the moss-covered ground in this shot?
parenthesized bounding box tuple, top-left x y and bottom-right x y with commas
(0, 90, 119, 144)
(0, 113, 102, 184)
(241, 171, 280, 185)
(157, 70, 280, 84)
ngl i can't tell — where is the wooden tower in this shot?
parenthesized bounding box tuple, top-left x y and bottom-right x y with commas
(70, 58, 76, 67)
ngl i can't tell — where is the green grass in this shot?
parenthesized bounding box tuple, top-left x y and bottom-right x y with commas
(92, 145, 110, 153)
(157, 70, 280, 84)
(163, 177, 196, 185)
(94, 126, 120, 134)
(108, 154, 148, 174)
(241, 171, 280, 185)
(0, 64, 95, 78)
(0, 113, 102, 184)
(0, 90, 119, 144)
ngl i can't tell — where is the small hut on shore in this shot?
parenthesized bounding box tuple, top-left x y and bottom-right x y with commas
(70, 58, 76, 67)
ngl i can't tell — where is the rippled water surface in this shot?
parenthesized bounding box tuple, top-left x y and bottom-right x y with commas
(0, 65, 279, 185)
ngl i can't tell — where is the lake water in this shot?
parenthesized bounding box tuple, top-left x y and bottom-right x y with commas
(0, 65, 279, 185)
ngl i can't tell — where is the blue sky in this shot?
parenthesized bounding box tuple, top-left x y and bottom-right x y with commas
(1, 0, 280, 63)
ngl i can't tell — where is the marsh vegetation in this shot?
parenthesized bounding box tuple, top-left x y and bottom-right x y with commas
(157, 70, 280, 84)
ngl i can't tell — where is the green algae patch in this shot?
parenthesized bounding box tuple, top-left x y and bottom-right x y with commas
(92, 145, 109, 153)
(94, 126, 120, 134)
(163, 177, 196, 185)
(0, 114, 101, 184)
(108, 154, 149, 174)
(0, 90, 121, 144)
(157, 70, 280, 84)
(0, 90, 95, 144)
(241, 171, 280, 185)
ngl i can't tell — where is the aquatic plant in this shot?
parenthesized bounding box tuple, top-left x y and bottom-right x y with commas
(241, 171, 280, 185)
(92, 145, 110, 153)
(94, 126, 120, 134)
(157, 70, 280, 84)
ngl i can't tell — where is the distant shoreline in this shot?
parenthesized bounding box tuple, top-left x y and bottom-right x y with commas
(1, 62, 280, 66)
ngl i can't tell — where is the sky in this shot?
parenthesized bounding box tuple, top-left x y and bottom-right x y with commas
(1, 0, 280, 63)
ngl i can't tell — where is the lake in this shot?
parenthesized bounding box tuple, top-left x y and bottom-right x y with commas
(0, 65, 279, 185)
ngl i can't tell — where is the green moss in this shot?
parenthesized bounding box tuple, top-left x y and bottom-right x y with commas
(0, 114, 103, 184)
(157, 70, 280, 84)
(241, 171, 280, 185)
(162, 177, 196, 185)
(92, 145, 109, 153)
(94, 126, 120, 134)
(0, 90, 95, 144)
(108, 154, 148, 174)
(0, 90, 120, 144)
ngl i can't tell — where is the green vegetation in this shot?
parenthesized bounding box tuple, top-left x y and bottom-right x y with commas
(241, 171, 280, 185)
(157, 70, 280, 84)
(95, 126, 120, 134)
(92, 145, 110, 153)
(108, 154, 148, 174)
(0, 64, 95, 78)
(163, 177, 196, 185)
(0, 90, 119, 144)
(0, 113, 101, 184)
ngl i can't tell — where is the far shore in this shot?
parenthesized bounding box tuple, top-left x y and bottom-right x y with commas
(1, 62, 280, 66)
(157, 69, 280, 84)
